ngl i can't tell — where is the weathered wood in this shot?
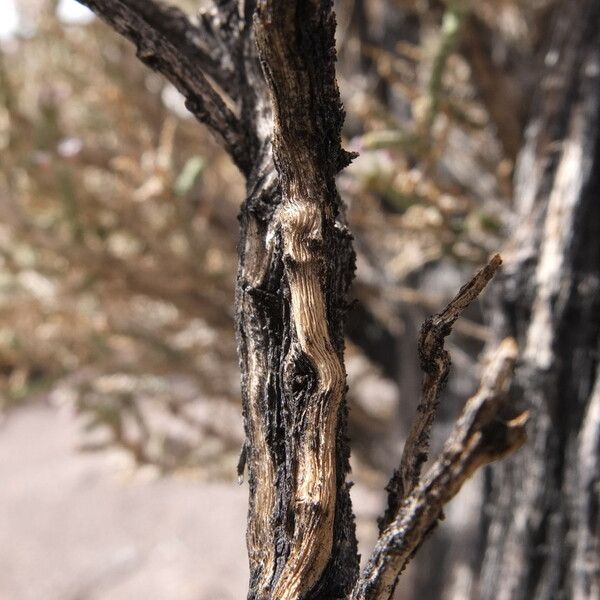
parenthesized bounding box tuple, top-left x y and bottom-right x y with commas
(353, 338, 527, 600)
(244, 4, 359, 598)
(77, 0, 249, 172)
(380, 255, 502, 532)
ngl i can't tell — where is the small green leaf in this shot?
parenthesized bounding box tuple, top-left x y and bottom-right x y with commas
(174, 156, 205, 196)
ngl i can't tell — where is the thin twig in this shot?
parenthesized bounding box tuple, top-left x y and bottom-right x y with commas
(380, 254, 502, 531)
(352, 338, 528, 600)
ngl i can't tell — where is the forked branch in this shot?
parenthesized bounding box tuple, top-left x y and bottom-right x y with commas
(353, 337, 528, 600)
(77, 0, 250, 172)
(70, 4, 527, 598)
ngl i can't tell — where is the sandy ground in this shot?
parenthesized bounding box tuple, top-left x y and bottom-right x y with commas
(0, 405, 382, 600)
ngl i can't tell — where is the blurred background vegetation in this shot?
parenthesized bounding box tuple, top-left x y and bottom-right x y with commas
(0, 0, 553, 481)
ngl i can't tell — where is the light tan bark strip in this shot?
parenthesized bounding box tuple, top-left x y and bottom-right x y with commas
(271, 196, 346, 600)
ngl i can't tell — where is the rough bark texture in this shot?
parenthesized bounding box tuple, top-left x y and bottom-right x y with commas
(75, 2, 527, 599)
(380, 255, 503, 533)
(476, 1, 600, 598)
(241, 3, 359, 598)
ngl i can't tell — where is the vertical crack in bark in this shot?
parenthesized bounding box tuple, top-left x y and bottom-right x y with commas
(245, 312, 277, 591)
(238, 212, 281, 598)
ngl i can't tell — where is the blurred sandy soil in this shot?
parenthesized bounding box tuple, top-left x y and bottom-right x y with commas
(0, 405, 247, 600)
(0, 405, 383, 600)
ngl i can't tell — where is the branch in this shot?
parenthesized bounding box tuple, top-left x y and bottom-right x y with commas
(77, 0, 250, 173)
(243, 2, 357, 598)
(380, 253, 502, 531)
(254, 1, 356, 179)
(352, 338, 528, 600)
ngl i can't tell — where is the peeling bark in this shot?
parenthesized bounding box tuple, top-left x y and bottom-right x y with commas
(245, 4, 359, 597)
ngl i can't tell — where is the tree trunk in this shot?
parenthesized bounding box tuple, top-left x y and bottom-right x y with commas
(476, 1, 600, 598)
(237, 3, 360, 598)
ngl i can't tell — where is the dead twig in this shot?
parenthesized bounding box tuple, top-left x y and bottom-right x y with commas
(380, 253, 502, 530)
(352, 337, 528, 600)
(77, 0, 249, 172)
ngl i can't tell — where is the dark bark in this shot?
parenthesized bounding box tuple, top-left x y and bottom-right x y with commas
(354, 338, 527, 600)
(74, 1, 527, 599)
(78, 0, 251, 171)
(380, 256, 503, 532)
(240, 3, 359, 598)
(475, 1, 600, 598)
